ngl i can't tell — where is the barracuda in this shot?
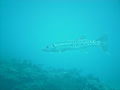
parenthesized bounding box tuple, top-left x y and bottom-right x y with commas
(42, 36, 108, 53)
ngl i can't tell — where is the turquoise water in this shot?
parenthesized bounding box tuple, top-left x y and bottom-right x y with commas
(0, 0, 120, 90)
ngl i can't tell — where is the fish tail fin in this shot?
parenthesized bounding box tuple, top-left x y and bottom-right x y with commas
(96, 35, 109, 53)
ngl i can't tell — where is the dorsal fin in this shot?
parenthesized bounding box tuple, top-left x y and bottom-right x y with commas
(96, 35, 107, 42)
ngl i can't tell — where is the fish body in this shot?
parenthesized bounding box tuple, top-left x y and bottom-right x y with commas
(42, 36, 107, 53)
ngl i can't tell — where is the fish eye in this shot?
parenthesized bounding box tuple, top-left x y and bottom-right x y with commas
(50, 44, 56, 48)
(52, 44, 55, 47)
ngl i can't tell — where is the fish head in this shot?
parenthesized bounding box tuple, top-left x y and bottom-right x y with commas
(42, 44, 58, 52)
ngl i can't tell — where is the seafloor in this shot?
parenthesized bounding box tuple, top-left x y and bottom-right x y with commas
(0, 59, 115, 90)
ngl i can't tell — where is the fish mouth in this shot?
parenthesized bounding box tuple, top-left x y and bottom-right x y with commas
(42, 48, 53, 52)
(42, 48, 48, 51)
(42, 48, 58, 52)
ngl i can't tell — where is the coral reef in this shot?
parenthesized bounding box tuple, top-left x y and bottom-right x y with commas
(0, 59, 115, 90)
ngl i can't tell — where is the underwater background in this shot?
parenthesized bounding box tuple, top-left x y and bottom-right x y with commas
(0, 0, 120, 90)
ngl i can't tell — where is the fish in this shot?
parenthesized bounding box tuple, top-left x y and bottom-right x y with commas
(42, 36, 108, 53)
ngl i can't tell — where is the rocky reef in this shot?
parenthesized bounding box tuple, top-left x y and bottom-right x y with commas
(0, 58, 115, 90)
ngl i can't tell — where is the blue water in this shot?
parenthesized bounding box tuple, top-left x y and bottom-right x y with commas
(0, 0, 120, 89)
